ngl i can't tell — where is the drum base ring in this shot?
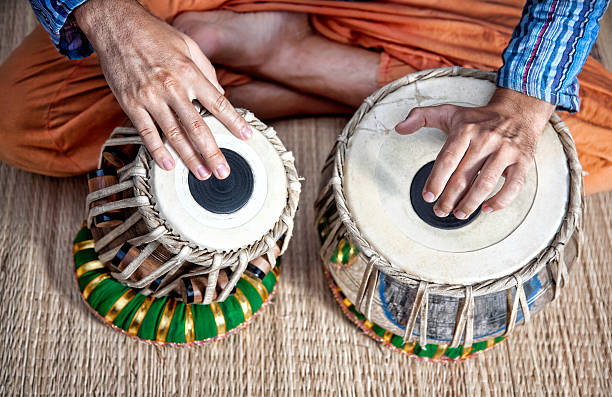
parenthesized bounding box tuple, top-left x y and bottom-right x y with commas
(73, 224, 280, 346)
(321, 264, 506, 361)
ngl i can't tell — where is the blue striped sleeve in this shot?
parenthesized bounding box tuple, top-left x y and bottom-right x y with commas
(497, 0, 610, 113)
(29, 0, 93, 59)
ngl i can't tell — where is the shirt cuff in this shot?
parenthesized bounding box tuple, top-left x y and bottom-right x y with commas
(495, 74, 580, 113)
(58, 13, 94, 59)
(30, 0, 93, 59)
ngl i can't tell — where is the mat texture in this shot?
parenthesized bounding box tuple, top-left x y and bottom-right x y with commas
(1, 1, 611, 395)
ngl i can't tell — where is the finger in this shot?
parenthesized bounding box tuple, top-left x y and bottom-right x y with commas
(433, 146, 489, 217)
(482, 162, 529, 213)
(194, 72, 252, 141)
(147, 103, 212, 180)
(395, 104, 457, 135)
(453, 151, 510, 219)
(168, 93, 230, 179)
(128, 108, 174, 171)
(422, 134, 470, 203)
(183, 35, 225, 94)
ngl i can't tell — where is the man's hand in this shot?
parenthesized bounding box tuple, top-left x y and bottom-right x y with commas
(395, 87, 555, 219)
(74, 0, 253, 180)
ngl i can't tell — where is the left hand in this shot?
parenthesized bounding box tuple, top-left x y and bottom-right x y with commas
(395, 87, 555, 219)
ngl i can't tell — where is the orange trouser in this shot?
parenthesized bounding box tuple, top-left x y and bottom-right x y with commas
(1, 0, 611, 193)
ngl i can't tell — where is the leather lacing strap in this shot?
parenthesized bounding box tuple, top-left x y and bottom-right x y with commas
(118, 164, 147, 182)
(127, 245, 191, 289)
(202, 254, 224, 305)
(355, 256, 380, 318)
(96, 130, 142, 169)
(111, 241, 160, 281)
(552, 246, 569, 300)
(505, 275, 531, 337)
(218, 251, 248, 302)
(87, 196, 148, 228)
(403, 281, 429, 350)
(95, 212, 142, 253)
(450, 286, 475, 350)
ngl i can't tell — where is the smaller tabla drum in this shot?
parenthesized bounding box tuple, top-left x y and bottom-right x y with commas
(74, 108, 300, 345)
(315, 67, 583, 361)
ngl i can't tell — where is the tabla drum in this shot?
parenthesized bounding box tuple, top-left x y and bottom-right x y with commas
(315, 67, 583, 361)
(74, 108, 300, 345)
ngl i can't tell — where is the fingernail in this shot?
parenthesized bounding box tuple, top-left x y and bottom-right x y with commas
(241, 127, 252, 139)
(162, 158, 173, 171)
(216, 164, 230, 179)
(455, 210, 467, 219)
(433, 208, 447, 218)
(483, 205, 494, 214)
(196, 165, 210, 180)
(423, 191, 435, 203)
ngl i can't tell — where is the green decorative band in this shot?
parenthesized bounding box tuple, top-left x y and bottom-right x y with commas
(330, 237, 359, 267)
(322, 265, 505, 361)
(73, 225, 279, 345)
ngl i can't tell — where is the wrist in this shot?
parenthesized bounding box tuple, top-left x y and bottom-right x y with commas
(488, 87, 555, 127)
(74, 0, 141, 39)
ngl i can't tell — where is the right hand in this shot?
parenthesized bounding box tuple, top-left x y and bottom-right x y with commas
(74, 0, 253, 180)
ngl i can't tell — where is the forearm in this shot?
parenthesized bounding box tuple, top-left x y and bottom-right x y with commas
(497, 0, 610, 112)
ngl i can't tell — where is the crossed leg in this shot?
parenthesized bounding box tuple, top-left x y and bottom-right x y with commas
(173, 10, 380, 114)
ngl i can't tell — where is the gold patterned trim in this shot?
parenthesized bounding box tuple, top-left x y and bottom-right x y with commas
(461, 346, 472, 359)
(486, 339, 495, 349)
(363, 319, 374, 329)
(242, 274, 269, 301)
(433, 344, 448, 360)
(73, 239, 95, 255)
(210, 302, 226, 335)
(234, 289, 253, 320)
(105, 289, 136, 324)
(383, 331, 393, 344)
(82, 274, 110, 300)
(156, 300, 176, 343)
(342, 298, 352, 307)
(402, 341, 416, 354)
(271, 265, 280, 279)
(128, 297, 153, 336)
(76, 260, 105, 277)
(185, 305, 195, 343)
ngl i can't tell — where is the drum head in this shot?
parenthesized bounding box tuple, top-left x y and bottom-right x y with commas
(343, 76, 569, 285)
(150, 115, 287, 251)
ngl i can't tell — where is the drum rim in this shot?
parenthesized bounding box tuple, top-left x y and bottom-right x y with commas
(134, 109, 299, 261)
(329, 66, 583, 299)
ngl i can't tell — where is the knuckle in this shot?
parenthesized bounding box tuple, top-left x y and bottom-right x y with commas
(138, 127, 157, 139)
(164, 126, 183, 140)
(476, 174, 498, 192)
(439, 151, 459, 168)
(202, 147, 223, 162)
(188, 118, 207, 132)
(449, 177, 468, 193)
(212, 93, 229, 113)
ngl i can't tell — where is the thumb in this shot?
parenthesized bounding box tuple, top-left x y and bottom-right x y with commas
(395, 104, 457, 135)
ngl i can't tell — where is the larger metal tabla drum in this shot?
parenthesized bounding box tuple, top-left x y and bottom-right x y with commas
(73, 108, 300, 345)
(315, 67, 583, 361)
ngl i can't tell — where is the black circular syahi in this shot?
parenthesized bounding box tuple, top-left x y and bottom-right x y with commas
(188, 148, 254, 214)
(410, 161, 480, 229)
